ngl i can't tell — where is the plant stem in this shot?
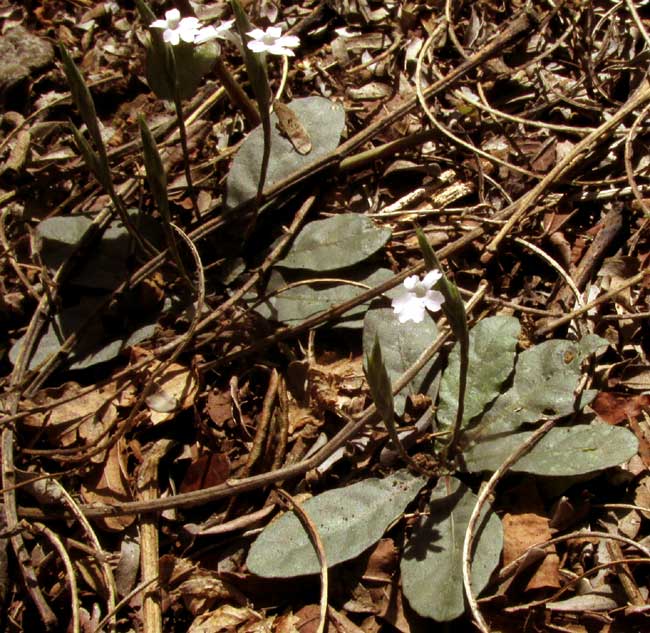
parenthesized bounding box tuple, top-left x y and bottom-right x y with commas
(446, 334, 469, 460)
(257, 111, 271, 202)
(171, 94, 200, 222)
(170, 49, 201, 223)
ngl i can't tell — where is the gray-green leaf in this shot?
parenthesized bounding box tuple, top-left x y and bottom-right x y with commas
(254, 267, 398, 328)
(363, 305, 440, 415)
(226, 97, 345, 211)
(401, 476, 503, 621)
(437, 315, 520, 428)
(464, 423, 639, 476)
(470, 335, 608, 439)
(9, 297, 157, 371)
(34, 215, 127, 290)
(278, 214, 391, 272)
(246, 470, 426, 578)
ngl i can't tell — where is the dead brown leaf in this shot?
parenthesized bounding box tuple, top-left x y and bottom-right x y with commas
(502, 481, 560, 592)
(592, 392, 650, 425)
(22, 380, 127, 454)
(80, 438, 134, 531)
(187, 605, 269, 633)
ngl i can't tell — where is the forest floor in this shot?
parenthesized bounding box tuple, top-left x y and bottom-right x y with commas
(1, 1, 650, 632)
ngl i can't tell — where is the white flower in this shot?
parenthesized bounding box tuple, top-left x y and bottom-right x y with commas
(246, 26, 300, 56)
(194, 19, 238, 46)
(391, 270, 445, 324)
(150, 9, 201, 46)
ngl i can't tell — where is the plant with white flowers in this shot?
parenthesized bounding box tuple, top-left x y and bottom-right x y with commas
(391, 270, 445, 324)
(150, 8, 201, 45)
(246, 26, 300, 56)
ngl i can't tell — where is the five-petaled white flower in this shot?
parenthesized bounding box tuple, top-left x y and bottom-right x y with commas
(194, 19, 239, 47)
(246, 26, 300, 56)
(150, 8, 201, 45)
(392, 270, 445, 324)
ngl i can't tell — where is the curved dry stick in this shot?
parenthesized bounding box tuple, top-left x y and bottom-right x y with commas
(275, 489, 328, 633)
(49, 480, 117, 632)
(444, 0, 469, 59)
(504, 556, 650, 613)
(415, 27, 542, 180)
(471, 80, 594, 135)
(513, 237, 583, 306)
(92, 577, 159, 633)
(535, 268, 648, 337)
(626, 0, 650, 51)
(31, 523, 80, 633)
(499, 531, 650, 584)
(623, 100, 650, 252)
(462, 418, 557, 633)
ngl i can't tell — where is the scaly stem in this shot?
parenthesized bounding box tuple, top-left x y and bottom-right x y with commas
(172, 95, 200, 222)
(446, 333, 469, 460)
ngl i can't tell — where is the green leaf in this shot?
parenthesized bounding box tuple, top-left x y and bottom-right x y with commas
(254, 266, 398, 328)
(8, 296, 157, 371)
(464, 423, 639, 476)
(246, 470, 426, 578)
(401, 476, 503, 622)
(33, 212, 160, 291)
(277, 214, 391, 272)
(437, 316, 520, 428)
(366, 336, 395, 424)
(145, 40, 219, 102)
(363, 304, 440, 415)
(469, 335, 609, 439)
(226, 96, 345, 211)
(59, 45, 104, 154)
(138, 115, 170, 223)
(69, 124, 110, 191)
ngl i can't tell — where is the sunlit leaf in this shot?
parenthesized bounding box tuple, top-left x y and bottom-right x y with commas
(226, 97, 345, 211)
(401, 476, 503, 621)
(464, 423, 638, 476)
(278, 214, 391, 272)
(469, 335, 608, 439)
(247, 470, 426, 578)
(437, 316, 520, 428)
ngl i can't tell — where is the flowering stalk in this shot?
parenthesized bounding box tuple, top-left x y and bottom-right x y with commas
(144, 6, 201, 221)
(231, 0, 271, 206)
(415, 227, 469, 462)
(213, 56, 261, 127)
(168, 48, 201, 222)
